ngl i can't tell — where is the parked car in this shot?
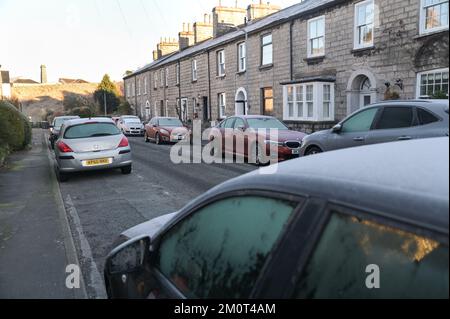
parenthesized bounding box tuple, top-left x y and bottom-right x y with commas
(54, 118, 132, 182)
(112, 117, 121, 125)
(211, 115, 306, 164)
(300, 99, 449, 156)
(144, 117, 190, 144)
(104, 137, 449, 299)
(49, 116, 80, 149)
(117, 117, 145, 136)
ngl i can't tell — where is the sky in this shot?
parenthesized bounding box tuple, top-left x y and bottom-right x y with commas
(0, 0, 300, 83)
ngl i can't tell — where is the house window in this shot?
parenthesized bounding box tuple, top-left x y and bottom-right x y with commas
(154, 72, 158, 89)
(217, 50, 225, 77)
(420, 0, 449, 34)
(176, 64, 180, 85)
(238, 42, 246, 72)
(218, 93, 226, 119)
(283, 82, 335, 121)
(165, 68, 169, 87)
(354, 0, 374, 49)
(261, 34, 273, 66)
(192, 60, 198, 81)
(144, 76, 148, 94)
(308, 16, 325, 57)
(262, 88, 274, 116)
(416, 68, 449, 98)
(160, 69, 164, 87)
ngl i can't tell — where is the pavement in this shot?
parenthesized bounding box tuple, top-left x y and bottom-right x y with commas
(0, 129, 85, 299)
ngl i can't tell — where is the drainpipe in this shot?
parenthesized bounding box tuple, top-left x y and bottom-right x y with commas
(244, 29, 249, 114)
(134, 76, 138, 117)
(178, 61, 182, 121)
(207, 50, 212, 122)
(289, 20, 294, 81)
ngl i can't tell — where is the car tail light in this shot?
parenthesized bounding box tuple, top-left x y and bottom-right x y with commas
(118, 137, 129, 148)
(57, 141, 73, 153)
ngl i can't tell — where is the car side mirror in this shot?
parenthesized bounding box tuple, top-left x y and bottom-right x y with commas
(105, 236, 151, 275)
(236, 125, 246, 132)
(332, 124, 342, 133)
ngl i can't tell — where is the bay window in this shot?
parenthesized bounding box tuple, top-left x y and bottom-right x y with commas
(354, 0, 374, 49)
(308, 16, 325, 57)
(420, 0, 449, 34)
(283, 82, 335, 121)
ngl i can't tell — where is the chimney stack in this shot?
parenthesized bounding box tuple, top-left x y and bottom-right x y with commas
(247, 1, 281, 22)
(155, 37, 180, 60)
(194, 13, 213, 44)
(212, 4, 247, 37)
(40, 65, 47, 84)
(179, 22, 195, 50)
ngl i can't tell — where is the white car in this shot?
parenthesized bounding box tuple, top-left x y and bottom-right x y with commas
(117, 117, 144, 136)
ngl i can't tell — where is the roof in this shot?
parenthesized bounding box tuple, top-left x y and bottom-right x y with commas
(189, 137, 449, 234)
(59, 78, 89, 84)
(12, 78, 39, 84)
(124, 0, 341, 79)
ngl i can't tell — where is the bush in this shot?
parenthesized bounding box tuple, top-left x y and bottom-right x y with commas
(0, 100, 32, 165)
(117, 100, 133, 115)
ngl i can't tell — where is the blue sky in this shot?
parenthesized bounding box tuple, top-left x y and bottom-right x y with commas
(0, 0, 300, 83)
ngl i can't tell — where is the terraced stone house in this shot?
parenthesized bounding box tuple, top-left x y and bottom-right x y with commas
(124, 0, 449, 133)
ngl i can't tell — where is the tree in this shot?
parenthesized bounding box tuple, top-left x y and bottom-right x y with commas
(94, 74, 120, 115)
(117, 100, 133, 115)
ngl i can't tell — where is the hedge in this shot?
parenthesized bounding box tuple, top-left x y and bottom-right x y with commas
(0, 100, 32, 166)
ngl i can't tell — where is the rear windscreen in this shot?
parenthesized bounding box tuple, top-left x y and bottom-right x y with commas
(64, 123, 120, 139)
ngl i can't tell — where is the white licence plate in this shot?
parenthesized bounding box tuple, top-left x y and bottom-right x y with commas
(292, 150, 300, 155)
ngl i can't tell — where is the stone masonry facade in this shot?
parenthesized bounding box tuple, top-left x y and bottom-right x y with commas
(124, 0, 449, 133)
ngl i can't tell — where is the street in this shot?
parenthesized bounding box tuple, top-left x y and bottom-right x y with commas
(57, 134, 257, 298)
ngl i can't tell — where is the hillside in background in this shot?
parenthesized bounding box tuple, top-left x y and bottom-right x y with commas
(12, 83, 99, 121)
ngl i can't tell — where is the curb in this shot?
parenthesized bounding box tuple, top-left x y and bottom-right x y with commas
(44, 131, 88, 299)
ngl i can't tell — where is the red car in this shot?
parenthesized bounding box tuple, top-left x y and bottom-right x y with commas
(144, 117, 190, 144)
(210, 115, 307, 164)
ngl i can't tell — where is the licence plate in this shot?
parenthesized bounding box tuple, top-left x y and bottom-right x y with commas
(292, 150, 300, 155)
(83, 158, 112, 167)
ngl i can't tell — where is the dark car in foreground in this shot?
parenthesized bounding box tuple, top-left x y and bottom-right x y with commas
(104, 137, 449, 299)
(300, 99, 449, 156)
(211, 115, 306, 163)
(49, 116, 80, 149)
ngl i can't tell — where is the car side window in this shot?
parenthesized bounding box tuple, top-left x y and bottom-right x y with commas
(294, 211, 449, 299)
(224, 118, 235, 129)
(234, 118, 246, 129)
(375, 107, 414, 130)
(342, 108, 379, 133)
(155, 196, 299, 299)
(417, 108, 440, 126)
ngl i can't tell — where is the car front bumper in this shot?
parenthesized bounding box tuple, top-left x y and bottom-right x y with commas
(56, 148, 132, 173)
(124, 130, 144, 136)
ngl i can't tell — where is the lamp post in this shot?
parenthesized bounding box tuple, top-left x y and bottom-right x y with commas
(104, 91, 107, 116)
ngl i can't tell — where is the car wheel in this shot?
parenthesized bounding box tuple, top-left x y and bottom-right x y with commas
(56, 168, 69, 182)
(121, 165, 132, 175)
(249, 143, 263, 166)
(305, 146, 323, 156)
(144, 132, 150, 143)
(155, 133, 161, 145)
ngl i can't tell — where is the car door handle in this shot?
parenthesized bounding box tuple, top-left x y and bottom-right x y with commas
(353, 137, 365, 142)
(398, 136, 412, 141)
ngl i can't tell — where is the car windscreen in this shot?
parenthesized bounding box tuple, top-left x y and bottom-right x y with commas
(247, 118, 289, 130)
(123, 119, 141, 124)
(159, 118, 183, 127)
(64, 123, 121, 139)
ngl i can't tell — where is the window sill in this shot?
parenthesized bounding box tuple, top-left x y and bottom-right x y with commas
(351, 46, 375, 55)
(216, 75, 226, 79)
(304, 56, 325, 64)
(192, 80, 198, 83)
(236, 70, 246, 75)
(414, 28, 449, 39)
(259, 64, 274, 71)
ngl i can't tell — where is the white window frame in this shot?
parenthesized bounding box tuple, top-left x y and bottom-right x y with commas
(238, 42, 246, 72)
(218, 93, 226, 119)
(192, 59, 198, 81)
(354, 0, 375, 50)
(307, 16, 326, 58)
(416, 67, 449, 98)
(420, 0, 449, 34)
(165, 68, 169, 87)
(283, 82, 335, 122)
(261, 33, 273, 66)
(217, 50, 226, 77)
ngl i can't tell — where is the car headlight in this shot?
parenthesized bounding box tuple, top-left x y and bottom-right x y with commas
(264, 140, 284, 146)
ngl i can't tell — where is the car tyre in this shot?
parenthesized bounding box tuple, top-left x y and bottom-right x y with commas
(155, 133, 161, 145)
(305, 146, 323, 156)
(121, 165, 132, 175)
(56, 168, 69, 182)
(144, 132, 150, 143)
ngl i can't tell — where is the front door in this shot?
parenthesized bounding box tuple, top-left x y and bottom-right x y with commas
(202, 97, 208, 121)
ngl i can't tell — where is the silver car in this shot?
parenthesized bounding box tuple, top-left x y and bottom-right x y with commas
(49, 116, 80, 149)
(300, 99, 449, 156)
(117, 117, 145, 136)
(54, 118, 132, 182)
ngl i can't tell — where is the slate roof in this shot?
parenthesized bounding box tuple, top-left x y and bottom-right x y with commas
(124, 0, 341, 80)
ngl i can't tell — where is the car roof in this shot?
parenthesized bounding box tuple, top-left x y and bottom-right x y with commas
(63, 117, 115, 126)
(191, 138, 449, 234)
(54, 116, 80, 120)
